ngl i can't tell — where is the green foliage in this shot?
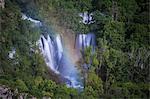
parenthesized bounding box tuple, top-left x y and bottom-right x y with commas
(94, 0, 149, 98)
(92, 53, 99, 67)
(15, 79, 28, 92)
(110, 82, 150, 98)
(0, 0, 149, 98)
(82, 86, 97, 99)
(87, 71, 104, 94)
(84, 47, 92, 64)
(127, 23, 149, 47)
(118, 0, 138, 21)
(103, 21, 125, 49)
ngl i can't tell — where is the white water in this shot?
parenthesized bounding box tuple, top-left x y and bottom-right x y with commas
(21, 14, 95, 89)
(76, 33, 95, 52)
(39, 34, 83, 89)
(55, 34, 63, 62)
(8, 49, 16, 59)
(41, 35, 57, 73)
(79, 12, 94, 24)
(21, 14, 42, 26)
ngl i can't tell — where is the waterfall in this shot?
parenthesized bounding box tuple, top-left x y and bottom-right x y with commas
(76, 33, 96, 69)
(21, 13, 42, 26)
(79, 12, 94, 24)
(39, 34, 83, 89)
(76, 33, 95, 52)
(21, 14, 95, 90)
(39, 33, 95, 89)
(8, 48, 16, 59)
(55, 35, 63, 63)
(40, 35, 57, 73)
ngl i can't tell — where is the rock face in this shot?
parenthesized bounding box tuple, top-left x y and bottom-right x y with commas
(0, 85, 36, 99)
(0, 85, 14, 99)
(0, 0, 5, 9)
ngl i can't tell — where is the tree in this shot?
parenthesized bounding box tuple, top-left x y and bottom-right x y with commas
(103, 20, 125, 49)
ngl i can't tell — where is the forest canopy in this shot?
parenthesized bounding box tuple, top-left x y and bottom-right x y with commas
(0, 0, 149, 98)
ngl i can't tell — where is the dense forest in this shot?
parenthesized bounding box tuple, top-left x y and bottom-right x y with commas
(0, 0, 149, 98)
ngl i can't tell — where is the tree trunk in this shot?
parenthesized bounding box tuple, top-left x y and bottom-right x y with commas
(112, 1, 118, 21)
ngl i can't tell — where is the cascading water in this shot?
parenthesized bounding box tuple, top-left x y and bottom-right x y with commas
(79, 12, 94, 24)
(22, 14, 42, 26)
(76, 33, 96, 52)
(39, 35, 58, 73)
(55, 35, 63, 64)
(39, 34, 84, 89)
(75, 33, 96, 69)
(21, 14, 96, 90)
